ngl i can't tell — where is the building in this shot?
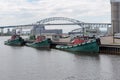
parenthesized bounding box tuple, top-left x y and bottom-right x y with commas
(68, 27, 100, 38)
(31, 25, 62, 35)
(111, 0, 120, 33)
(11, 29, 16, 35)
(31, 25, 45, 35)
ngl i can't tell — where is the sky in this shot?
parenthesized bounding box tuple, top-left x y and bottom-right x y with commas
(0, 0, 111, 32)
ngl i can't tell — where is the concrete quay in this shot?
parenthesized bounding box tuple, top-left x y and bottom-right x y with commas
(52, 36, 120, 55)
(100, 36, 120, 55)
(100, 36, 120, 45)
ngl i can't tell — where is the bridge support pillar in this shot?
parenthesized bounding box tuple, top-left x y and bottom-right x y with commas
(0, 28, 4, 36)
(19, 27, 22, 35)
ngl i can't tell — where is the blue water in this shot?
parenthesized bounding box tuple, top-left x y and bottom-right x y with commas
(0, 36, 120, 80)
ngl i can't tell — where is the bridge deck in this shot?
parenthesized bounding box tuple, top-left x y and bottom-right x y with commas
(0, 23, 111, 29)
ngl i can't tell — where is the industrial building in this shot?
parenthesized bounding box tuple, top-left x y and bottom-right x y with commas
(111, 0, 120, 33)
(31, 25, 62, 35)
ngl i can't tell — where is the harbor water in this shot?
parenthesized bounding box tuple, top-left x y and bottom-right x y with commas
(1, 36, 120, 80)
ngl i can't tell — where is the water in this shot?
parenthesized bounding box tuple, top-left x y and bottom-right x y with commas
(0, 36, 120, 80)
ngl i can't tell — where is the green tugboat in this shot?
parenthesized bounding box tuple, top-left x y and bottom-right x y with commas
(56, 38, 99, 53)
(4, 35, 25, 46)
(26, 36, 52, 48)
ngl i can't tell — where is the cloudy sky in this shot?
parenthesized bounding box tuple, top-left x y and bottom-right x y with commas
(0, 0, 111, 26)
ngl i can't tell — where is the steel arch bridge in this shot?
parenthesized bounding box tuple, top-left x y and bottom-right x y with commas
(0, 17, 111, 29)
(36, 17, 111, 29)
(0, 17, 111, 35)
(36, 17, 84, 27)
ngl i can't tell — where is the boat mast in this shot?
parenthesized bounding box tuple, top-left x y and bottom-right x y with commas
(82, 27, 85, 37)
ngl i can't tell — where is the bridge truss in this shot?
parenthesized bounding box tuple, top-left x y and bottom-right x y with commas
(0, 17, 111, 35)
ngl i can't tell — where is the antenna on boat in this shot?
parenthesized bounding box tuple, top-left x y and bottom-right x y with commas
(82, 24, 85, 38)
(82, 27, 85, 37)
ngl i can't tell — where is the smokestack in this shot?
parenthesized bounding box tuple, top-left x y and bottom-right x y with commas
(111, 0, 120, 33)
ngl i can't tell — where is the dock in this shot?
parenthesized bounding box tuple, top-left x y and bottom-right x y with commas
(99, 44, 120, 55)
(24, 36, 120, 55)
(52, 36, 120, 55)
(99, 36, 120, 55)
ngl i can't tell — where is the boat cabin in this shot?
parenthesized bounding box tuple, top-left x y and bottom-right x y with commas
(35, 36, 46, 42)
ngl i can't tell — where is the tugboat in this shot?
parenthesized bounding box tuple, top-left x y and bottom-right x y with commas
(4, 35, 25, 46)
(26, 35, 52, 49)
(55, 36, 99, 53)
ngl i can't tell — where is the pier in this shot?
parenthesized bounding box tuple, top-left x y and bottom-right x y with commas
(99, 36, 120, 55)
(50, 36, 120, 55)
(99, 44, 120, 55)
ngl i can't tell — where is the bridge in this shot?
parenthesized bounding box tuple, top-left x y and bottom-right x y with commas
(0, 23, 111, 29)
(0, 17, 111, 35)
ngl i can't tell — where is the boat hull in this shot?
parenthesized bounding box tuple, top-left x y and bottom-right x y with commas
(56, 40, 99, 53)
(26, 39, 51, 48)
(4, 39, 25, 46)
